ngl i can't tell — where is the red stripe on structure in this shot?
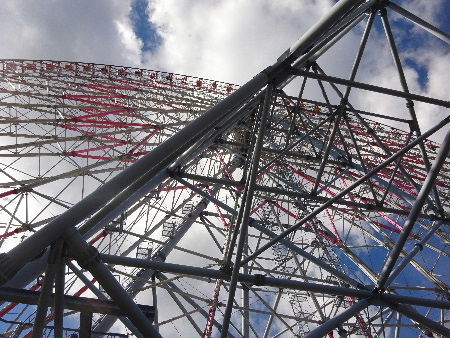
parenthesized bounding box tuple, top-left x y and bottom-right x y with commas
(250, 200, 269, 216)
(206, 187, 229, 229)
(0, 229, 21, 239)
(69, 142, 126, 156)
(0, 188, 20, 199)
(128, 128, 162, 154)
(73, 278, 97, 297)
(77, 108, 134, 120)
(212, 148, 234, 182)
(89, 230, 108, 245)
(67, 118, 157, 128)
(286, 164, 336, 196)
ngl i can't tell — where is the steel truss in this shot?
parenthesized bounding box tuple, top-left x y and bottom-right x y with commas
(0, 0, 449, 337)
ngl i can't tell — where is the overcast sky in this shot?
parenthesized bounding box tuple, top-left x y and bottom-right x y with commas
(0, 0, 448, 137)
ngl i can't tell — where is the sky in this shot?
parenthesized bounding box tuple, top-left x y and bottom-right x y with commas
(0, 0, 448, 140)
(0, 0, 449, 336)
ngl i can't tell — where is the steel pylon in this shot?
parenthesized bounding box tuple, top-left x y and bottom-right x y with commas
(0, 0, 449, 337)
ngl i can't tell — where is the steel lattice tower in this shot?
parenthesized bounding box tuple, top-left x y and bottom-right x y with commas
(0, 1, 449, 337)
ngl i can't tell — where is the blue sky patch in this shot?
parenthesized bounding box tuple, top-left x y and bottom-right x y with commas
(404, 57, 428, 90)
(130, 0, 162, 53)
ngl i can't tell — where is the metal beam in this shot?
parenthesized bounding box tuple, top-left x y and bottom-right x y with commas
(377, 130, 450, 289)
(291, 69, 450, 108)
(31, 240, 63, 338)
(99, 254, 450, 310)
(0, 286, 156, 317)
(0, 70, 269, 284)
(240, 115, 450, 266)
(221, 84, 274, 338)
(64, 228, 162, 338)
(177, 172, 446, 222)
(387, 1, 450, 44)
(390, 302, 450, 338)
(303, 299, 370, 338)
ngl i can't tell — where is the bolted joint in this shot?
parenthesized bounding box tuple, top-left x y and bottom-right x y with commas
(372, 287, 383, 294)
(76, 245, 100, 270)
(219, 262, 233, 274)
(154, 251, 167, 262)
(378, 7, 387, 17)
(253, 274, 266, 286)
(414, 243, 424, 251)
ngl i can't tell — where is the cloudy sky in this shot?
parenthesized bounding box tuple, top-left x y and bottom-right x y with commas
(0, 0, 448, 136)
(0, 1, 448, 336)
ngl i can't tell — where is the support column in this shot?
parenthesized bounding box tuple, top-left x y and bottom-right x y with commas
(377, 130, 450, 289)
(221, 84, 273, 338)
(152, 274, 158, 330)
(242, 240, 249, 338)
(53, 245, 66, 338)
(32, 239, 64, 338)
(64, 228, 162, 338)
(79, 311, 93, 338)
(240, 115, 450, 265)
(380, 6, 443, 212)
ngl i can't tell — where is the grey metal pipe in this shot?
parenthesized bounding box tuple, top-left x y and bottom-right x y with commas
(221, 84, 273, 338)
(66, 261, 143, 338)
(0, 71, 268, 285)
(292, 70, 450, 108)
(385, 221, 443, 287)
(277, 0, 363, 63)
(31, 253, 58, 338)
(393, 302, 450, 337)
(99, 253, 450, 310)
(240, 114, 450, 266)
(281, 0, 374, 89)
(387, 1, 450, 44)
(53, 250, 66, 338)
(64, 229, 162, 338)
(377, 130, 450, 289)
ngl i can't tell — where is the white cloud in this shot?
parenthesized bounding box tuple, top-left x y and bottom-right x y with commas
(115, 19, 143, 67)
(0, 1, 140, 66)
(143, 0, 336, 84)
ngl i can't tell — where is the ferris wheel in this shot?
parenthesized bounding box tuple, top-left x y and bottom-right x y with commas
(0, 1, 449, 337)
